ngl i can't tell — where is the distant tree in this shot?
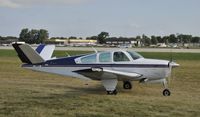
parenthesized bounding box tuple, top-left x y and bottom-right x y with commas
(86, 36, 98, 40)
(90, 36, 98, 40)
(168, 34, 177, 43)
(135, 36, 141, 47)
(106, 37, 117, 40)
(141, 34, 151, 46)
(151, 36, 158, 45)
(129, 37, 135, 40)
(19, 28, 29, 42)
(191, 37, 200, 43)
(6, 36, 18, 40)
(140, 35, 145, 46)
(97, 32, 109, 44)
(86, 37, 90, 40)
(136, 36, 141, 40)
(155, 36, 162, 43)
(38, 29, 49, 44)
(177, 34, 192, 45)
(30, 29, 39, 44)
(162, 36, 168, 44)
(60, 37, 65, 39)
(19, 28, 49, 44)
(69, 36, 77, 39)
(50, 37, 56, 39)
(51, 37, 67, 40)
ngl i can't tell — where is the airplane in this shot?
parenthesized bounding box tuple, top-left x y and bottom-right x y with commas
(12, 43, 179, 96)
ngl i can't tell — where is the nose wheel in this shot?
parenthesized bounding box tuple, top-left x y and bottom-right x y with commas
(162, 79, 171, 96)
(163, 89, 171, 96)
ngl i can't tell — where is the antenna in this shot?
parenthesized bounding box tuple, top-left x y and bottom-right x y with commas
(170, 45, 173, 62)
(168, 44, 175, 86)
(92, 47, 98, 53)
(65, 52, 71, 57)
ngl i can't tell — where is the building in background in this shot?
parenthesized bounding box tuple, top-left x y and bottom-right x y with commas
(106, 38, 141, 47)
(45, 39, 97, 47)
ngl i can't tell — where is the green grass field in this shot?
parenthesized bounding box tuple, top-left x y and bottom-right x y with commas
(0, 50, 200, 117)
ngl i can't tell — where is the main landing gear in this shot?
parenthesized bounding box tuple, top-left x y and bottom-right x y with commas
(162, 79, 171, 96)
(106, 81, 132, 95)
(101, 79, 118, 95)
(123, 81, 132, 89)
(107, 89, 118, 95)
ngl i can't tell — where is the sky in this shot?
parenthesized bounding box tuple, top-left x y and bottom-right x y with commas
(0, 0, 200, 38)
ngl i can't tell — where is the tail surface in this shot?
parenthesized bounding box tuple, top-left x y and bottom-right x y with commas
(35, 44, 55, 60)
(12, 43, 44, 64)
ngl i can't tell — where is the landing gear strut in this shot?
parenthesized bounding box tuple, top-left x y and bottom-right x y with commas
(107, 89, 117, 95)
(162, 79, 171, 96)
(123, 81, 132, 89)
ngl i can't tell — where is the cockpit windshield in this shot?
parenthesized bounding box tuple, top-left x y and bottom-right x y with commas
(127, 51, 143, 60)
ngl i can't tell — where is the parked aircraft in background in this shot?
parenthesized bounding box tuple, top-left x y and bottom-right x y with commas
(12, 43, 179, 96)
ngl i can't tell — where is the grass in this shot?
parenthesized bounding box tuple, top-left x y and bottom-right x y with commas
(0, 49, 200, 117)
(1, 49, 200, 60)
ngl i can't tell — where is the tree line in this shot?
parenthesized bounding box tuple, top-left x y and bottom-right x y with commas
(0, 36, 18, 44)
(0, 36, 18, 40)
(1, 29, 200, 46)
(107, 34, 200, 46)
(50, 32, 200, 46)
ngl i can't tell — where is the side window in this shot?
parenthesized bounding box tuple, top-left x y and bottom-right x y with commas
(81, 54, 96, 63)
(99, 52, 111, 62)
(113, 52, 130, 62)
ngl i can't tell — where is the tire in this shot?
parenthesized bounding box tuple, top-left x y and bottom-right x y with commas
(123, 81, 132, 89)
(163, 89, 171, 96)
(113, 89, 118, 95)
(107, 89, 117, 95)
(107, 91, 112, 95)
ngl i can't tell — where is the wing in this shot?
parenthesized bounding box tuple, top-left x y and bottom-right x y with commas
(74, 67, 142, 81)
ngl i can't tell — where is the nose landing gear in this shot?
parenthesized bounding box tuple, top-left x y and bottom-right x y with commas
(163, 89, 171, 96)
(162, 79, 171, 96)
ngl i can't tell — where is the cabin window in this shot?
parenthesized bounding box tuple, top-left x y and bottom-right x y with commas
(127, 51, 143, 60)
(81, 54, 96, 63)
(99, 52, 111, 62)
(113, 52, 130, 62)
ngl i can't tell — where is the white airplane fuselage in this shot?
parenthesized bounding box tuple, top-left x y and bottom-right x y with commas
(23, 58, 171, 82)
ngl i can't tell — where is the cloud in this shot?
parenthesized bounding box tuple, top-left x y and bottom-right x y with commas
(0, 0, 92, 8)
(0, 0, 20, 8)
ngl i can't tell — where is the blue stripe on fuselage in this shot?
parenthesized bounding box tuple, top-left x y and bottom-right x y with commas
(22, 63, 168, 68)
(44, 55, 84, 65)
